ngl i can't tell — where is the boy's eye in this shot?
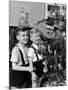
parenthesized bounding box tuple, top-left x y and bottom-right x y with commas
(22, 35, 25, 37)
(22, 34, 29, 37)
(26, 34, 29, 36)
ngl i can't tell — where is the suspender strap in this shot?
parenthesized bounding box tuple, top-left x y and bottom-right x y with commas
(31, 46, 39, 61)
(19, 49, 25, 65)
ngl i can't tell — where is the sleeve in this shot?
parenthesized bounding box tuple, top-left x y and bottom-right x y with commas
(10, 46, 19, 63)
(28, 48, 34, 58)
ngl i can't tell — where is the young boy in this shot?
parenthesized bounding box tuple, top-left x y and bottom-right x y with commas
(9, 27, 32, 89)
(28, 28, 47, 88)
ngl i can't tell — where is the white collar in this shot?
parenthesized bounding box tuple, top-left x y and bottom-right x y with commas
(17, 43, 27, 59)
(32, 43, 39, 50)
(17, 43, 24, 51)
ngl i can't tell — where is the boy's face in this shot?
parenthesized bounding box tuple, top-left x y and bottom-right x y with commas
(17, 31, 29, 44)
(31, 33, 41, 44)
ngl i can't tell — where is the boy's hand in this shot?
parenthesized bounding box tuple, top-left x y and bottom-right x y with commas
(43, 66, 48, 73)
(28, 67, 33, 72)
(32, 72, 37, 80)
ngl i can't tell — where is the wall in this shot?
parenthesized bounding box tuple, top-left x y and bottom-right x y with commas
(9, 0, 45, 26)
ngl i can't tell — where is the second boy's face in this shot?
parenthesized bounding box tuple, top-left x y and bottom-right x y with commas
(17, 31, 29, 44)
(31, 33, 41, 44)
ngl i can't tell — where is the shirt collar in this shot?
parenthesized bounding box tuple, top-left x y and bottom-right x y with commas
(17, 43, 24, 50)
(32, 43, 39, 50)
(17, 43, 26, 55)
(17, 43, 27, 49)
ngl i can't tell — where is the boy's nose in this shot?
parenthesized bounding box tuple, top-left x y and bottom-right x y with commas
(37, 36, 41, 39)
(25, 36, 28, 39)
(38, 37, 41, 40)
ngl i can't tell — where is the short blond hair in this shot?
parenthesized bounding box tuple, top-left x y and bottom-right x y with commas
(30, 28, 42, 37)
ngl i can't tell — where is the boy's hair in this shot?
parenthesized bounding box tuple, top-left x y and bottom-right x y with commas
(30, 28, 42, 37)
(15, 27, 31, 36)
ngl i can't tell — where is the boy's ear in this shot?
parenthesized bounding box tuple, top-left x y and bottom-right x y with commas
(16, 35, 19, 40)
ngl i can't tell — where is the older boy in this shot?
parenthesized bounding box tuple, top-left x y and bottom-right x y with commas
(10, 27, 32, 89)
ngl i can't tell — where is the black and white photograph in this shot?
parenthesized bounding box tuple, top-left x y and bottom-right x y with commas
(9, 0, 66, 89)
